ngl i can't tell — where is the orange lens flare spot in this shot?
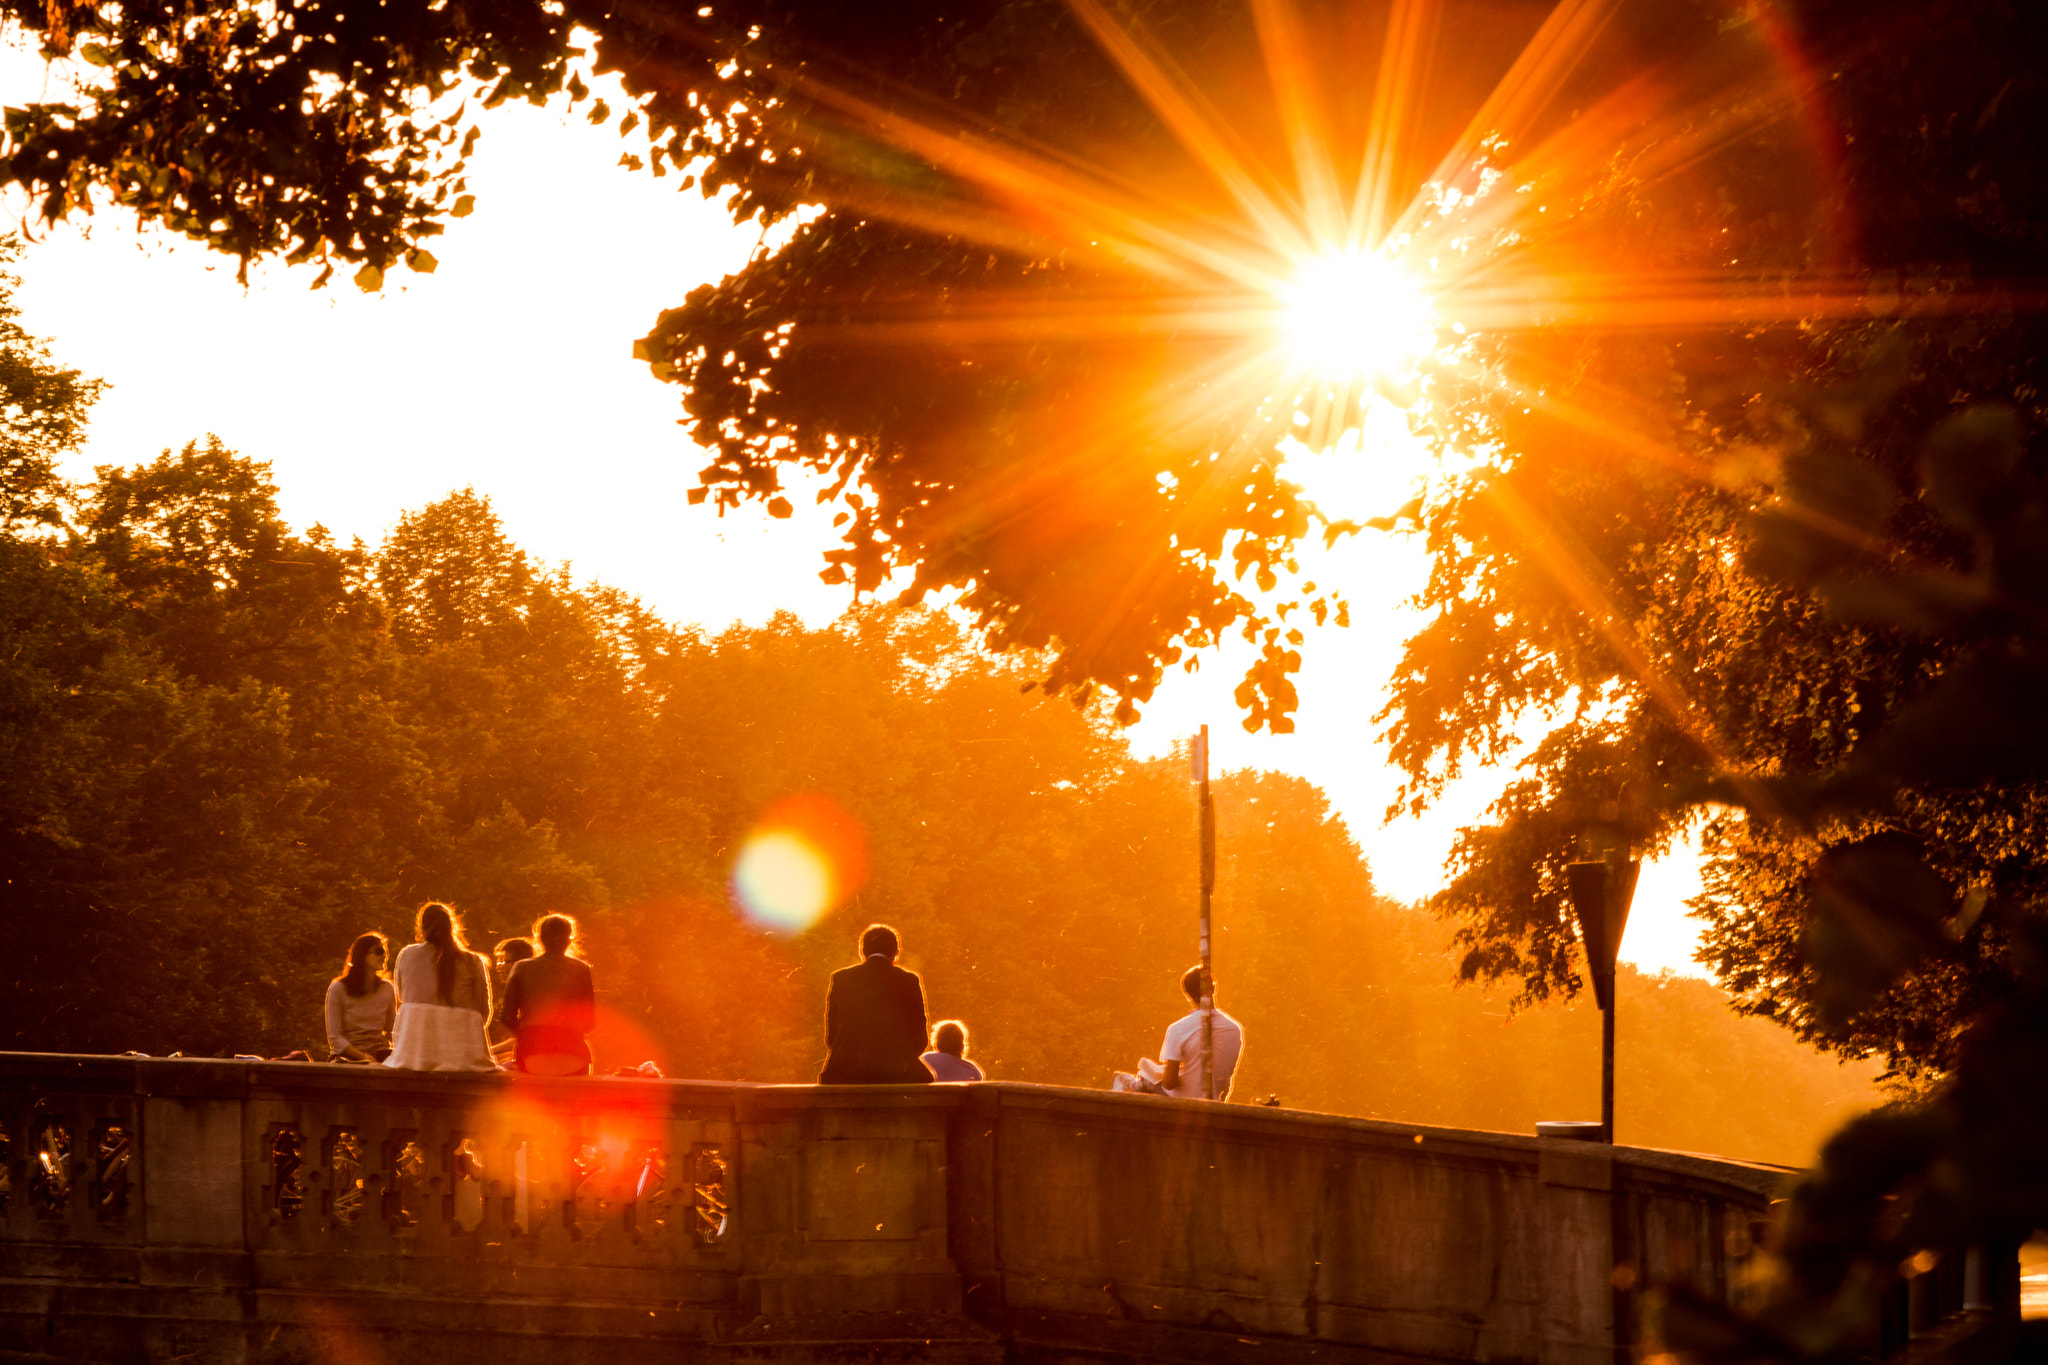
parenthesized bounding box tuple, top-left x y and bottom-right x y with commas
(731, 795, 868, 935)
(1279, 250, 1436, 381)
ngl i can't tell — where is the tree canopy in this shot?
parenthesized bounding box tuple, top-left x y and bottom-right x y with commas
(1389, 0, 2048, 1078)
(0, 0, 1559, 729)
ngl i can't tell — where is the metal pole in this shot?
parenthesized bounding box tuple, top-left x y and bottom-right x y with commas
(1601, 994, 1615, 1144)
(1197, 725, 1215, 1100)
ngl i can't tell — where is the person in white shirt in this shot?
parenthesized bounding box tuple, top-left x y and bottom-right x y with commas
(324, 933, 396, 1062)
(384, 901, 497, 1072)
(1112, 966, 1244, 1100)
(920, 1020, 984, 1082)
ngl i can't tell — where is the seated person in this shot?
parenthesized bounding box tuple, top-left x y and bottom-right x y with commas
(385, 902, 497, 1072)
(819, 924, 934, 1084)
(488, 936, 535, 1064)
(499, 915, 596, 1076)
(920, 1019, 984, 1082)
(1112, 966, 1244, 1100)
(325, 932, 396, 1062)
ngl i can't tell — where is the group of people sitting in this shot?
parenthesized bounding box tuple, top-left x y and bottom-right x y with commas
(818, 923, 1243, 1097)
(326, 909, 1242, 1097)
(323, 902, 595, 1075)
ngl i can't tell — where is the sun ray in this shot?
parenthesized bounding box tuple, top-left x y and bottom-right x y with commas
(1475, 470, 1741, 775)
(1431, 347, 1902, 571)
(764, 55, 1292, 293)
(1352, 0, 1441, 251)
(655, 0, 1997, 764)
(1410, 0, 1625, 218)
(1246, 0, 1343, 244)
(1476, 467, 1807, 830)
(1063, 0, 1310, 257)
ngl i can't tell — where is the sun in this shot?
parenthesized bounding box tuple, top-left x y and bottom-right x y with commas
(1277, 249, 1437, 381)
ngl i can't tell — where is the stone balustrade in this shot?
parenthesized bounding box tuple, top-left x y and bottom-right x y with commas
(0, 1052, 1791, 1363)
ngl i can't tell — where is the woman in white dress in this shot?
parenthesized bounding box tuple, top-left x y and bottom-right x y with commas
(384, 902, 496, 1072)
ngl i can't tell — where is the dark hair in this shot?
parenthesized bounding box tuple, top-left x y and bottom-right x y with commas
(860, 923, 899, 960)
(338, 933, 388, 998)
(417, 902, 467, 1005)
(1182, 965, 1208, 1003)
(496, 937, 535, 969)
(933, 1020, 967, 1056)
(537, 914, 576, 954)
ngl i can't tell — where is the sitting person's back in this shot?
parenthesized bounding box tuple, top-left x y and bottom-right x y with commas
(1112, 966, 1244, 1100)
(500, 914, 596, 1076)
(384, 902, 496, 1072)
(920, 1019, 984, 1082)
(819, 924, 933, 1084)
(1158, 996, 1243, 1099)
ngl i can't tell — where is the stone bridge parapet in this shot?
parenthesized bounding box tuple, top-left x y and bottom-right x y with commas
(0, 1053, 1790, 1363)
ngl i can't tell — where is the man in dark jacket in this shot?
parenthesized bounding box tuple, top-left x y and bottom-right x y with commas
(819, 924, 934, 1084)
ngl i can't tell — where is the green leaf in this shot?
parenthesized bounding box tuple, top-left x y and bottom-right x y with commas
(406, 249, 438, 274)
(1918, 404, 2023, 534)
(353, 263, 383, 292)
(766, 496, 793, 519)
(450, 194, 475, 218)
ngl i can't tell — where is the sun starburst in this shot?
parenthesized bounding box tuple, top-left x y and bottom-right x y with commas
(1278, 247, 1438, 382)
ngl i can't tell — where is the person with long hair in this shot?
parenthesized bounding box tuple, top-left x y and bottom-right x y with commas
(325, 933, 396, 1063)
(383, 902, 496, 1072)
(498, 915, 596, 1076)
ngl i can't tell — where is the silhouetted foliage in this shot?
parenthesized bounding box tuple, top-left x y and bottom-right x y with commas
(1370, 1, 2048, 1092)
(1647, 396, 2048, 1361)
(0, 0, 1568, 731)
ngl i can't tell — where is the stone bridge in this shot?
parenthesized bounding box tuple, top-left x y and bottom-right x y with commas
(0, 1052, 1790, 1364)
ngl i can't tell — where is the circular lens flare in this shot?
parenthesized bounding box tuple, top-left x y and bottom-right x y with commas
(730, 794, 868, 936)
(734, 833, 833, 933)
(1279, 250, 1436, 380)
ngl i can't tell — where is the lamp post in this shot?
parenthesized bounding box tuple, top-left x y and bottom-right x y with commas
(1565, 840, 1639, 1144)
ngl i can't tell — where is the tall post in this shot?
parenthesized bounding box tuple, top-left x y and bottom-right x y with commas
(1602, 981, 1616, 1144)
(1565, 844, 1638, 1146)
(1194, 726, 1216, 1100)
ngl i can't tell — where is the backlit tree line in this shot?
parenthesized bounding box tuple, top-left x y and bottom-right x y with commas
(0, 246, 1864, 1167)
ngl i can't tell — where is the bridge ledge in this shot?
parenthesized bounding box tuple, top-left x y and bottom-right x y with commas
(0, 1052, 1788, 1364)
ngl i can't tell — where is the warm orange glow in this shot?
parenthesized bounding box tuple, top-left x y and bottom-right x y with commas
(1278, 249, 1437, 381)
(731, 794, 869, 936)
(734, 831, 835, 932)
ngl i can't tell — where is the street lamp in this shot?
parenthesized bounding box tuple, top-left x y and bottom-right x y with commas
(1565, 840, 1639, 1145)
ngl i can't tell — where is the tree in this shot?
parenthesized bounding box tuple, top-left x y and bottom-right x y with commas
(0, 237, 101, 529)
(1381, 0, 2048, 1081)
(0, 0, 1563, 728)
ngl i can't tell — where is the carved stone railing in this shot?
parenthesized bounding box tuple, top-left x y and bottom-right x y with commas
(0, 1053, 1791, 1363)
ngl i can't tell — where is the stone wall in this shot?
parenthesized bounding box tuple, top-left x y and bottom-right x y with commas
(0, 1054, 1789, 1364)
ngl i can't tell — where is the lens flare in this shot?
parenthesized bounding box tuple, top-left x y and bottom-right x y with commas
(731, 795, 868, 935)
(734, 832, 833, 932)
(1279, 249, 1436, 380)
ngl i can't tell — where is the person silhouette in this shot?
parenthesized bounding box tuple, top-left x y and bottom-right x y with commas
(500, 915, 596, 1077)
(818, 924, 934, 1085)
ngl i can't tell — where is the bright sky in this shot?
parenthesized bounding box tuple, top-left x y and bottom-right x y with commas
(0, 59, 1707, 976)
